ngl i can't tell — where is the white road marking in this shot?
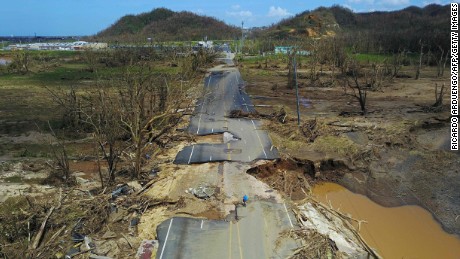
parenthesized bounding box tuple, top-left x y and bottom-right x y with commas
(284, 203, 294, 228)
(250, 119, 268, 157)
(254, 130, 268, 158)
(159, 218, 174, 259)
(201, 220, 204, 229)
(196, 115, 202, 134)
(188, 145, 195, 164)
(196, 78, 212, 134)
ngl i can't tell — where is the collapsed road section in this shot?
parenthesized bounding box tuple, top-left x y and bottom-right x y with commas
(159, 53, 376, 259)
(174, 64, 279, 164)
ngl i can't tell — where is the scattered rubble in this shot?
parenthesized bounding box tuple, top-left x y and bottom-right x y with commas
(186, 184, 217, 199)
(295, 201, 380, 258)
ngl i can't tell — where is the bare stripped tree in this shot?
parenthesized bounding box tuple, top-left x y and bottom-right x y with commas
(385, 50, 406, 79)
(436, 46, 449, 78)
(415, 40, 424, 80)
(433, 83, 445, 108)
(287, 48, 297, 89)
(46, 122, 71, 184)
(46, 48, 211, 181)
(81, 85, 124, 185)
(46, 83, 123, 185)
(45, 85, 82, 129)
(343, 59, 385, 115)
(118, 62, 199, 178)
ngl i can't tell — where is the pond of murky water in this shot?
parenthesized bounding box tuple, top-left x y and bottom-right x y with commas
(312, 182, 460, 259)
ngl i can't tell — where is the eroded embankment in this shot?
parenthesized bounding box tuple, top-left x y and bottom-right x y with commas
(246, 157, 349, 201)
(247, 158, 460, 259)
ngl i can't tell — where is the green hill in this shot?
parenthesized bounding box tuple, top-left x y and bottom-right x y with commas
(95, 8, 240, 42)
(263, 4, 450, 52)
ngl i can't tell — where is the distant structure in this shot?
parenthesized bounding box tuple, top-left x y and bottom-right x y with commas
(6, 41, 108, 51)
(195, 41, 214, 50)
(274, 46, 310, 56)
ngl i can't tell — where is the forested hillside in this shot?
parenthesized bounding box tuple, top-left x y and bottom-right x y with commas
(263, 4, 449, 53)
(95, 8, 240, 42)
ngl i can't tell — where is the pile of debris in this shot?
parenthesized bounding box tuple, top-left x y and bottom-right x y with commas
(247, 159, 314, 201)
(290, 199, 381, 259)
(0, 179, 180, 259)
(186, 184, 217, 200)
(228, 109, 260, 119)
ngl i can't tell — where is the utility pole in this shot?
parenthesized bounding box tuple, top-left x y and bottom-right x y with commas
(241, 21, 244, 54)
(294, 54, 301, 126)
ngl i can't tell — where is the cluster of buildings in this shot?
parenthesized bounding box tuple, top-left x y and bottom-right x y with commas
(274, 46, 310, 56)
(5, 41, 108, 51)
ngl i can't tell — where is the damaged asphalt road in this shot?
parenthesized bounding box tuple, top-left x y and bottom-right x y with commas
(155, 54, 302, 258)
(174, 63, 279, 164)
(156, 201, 299, 259)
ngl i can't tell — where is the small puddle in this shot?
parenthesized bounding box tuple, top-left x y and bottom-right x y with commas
(69, 161, 99, 179)
(299, 97, 312, 108)
(312, 182, 460, 259)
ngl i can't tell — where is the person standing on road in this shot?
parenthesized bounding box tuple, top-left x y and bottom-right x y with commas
(243, 195, 248, 207)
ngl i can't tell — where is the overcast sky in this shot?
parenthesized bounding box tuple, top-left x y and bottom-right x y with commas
(0, 0, 453, 36)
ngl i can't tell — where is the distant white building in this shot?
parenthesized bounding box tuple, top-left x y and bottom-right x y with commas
(196, 41, 213, 49)
(8, 41, 108, 51)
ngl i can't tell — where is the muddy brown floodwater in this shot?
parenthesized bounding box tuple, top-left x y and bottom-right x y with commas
(312, 182, 460, 259)
(69, 161, 99, 179)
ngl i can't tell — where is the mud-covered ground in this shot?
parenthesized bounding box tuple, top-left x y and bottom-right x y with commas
(240, 62, 460, 235)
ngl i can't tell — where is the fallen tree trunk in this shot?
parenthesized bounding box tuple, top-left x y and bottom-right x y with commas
(31, 206, 55, 250)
